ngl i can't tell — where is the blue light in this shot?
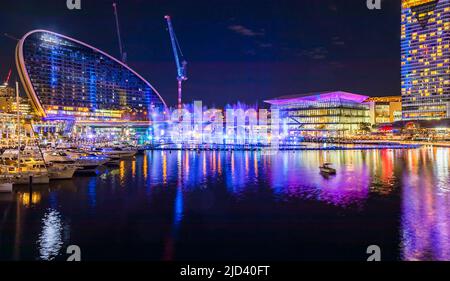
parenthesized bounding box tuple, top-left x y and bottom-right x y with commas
(174, 187, 183, 227)
(87, 178, 97, 208)
(50, 47, 58, 88)
(89, 71, 97, 110)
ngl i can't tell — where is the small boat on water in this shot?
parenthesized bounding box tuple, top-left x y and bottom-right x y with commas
(319, 163, 336, 175)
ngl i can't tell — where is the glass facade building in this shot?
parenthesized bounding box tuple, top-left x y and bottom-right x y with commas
(365, 96, 403, 124)
(265, 91, 370, 137)
(401, 0, 450, 120)
(15, 30, 167, 122)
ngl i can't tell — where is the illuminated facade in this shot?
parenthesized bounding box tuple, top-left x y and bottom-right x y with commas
(16, 30, 167, 122)
(0, 85, 15, 113)
(265, 91, 370, 137)
(0, 85, 32, 115)
(401, 0, 450, 120)
(365, 96, 402, 124)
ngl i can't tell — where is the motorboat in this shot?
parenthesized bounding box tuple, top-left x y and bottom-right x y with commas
(17, 162, 49, 183)
(43, 151, 77, 165)
(47, 163, 77, 180)
(42, 151, 78, 179)
(1, 149, 41, 164)
(2, 102, 50, 184)
(8, 164, 50, 185)
(94, 147, 137, 159)
(65, 151, 109, 173)
(319, 163, 337, 175)
(4, 150, 74, 181)
(1, 149, 50, 185)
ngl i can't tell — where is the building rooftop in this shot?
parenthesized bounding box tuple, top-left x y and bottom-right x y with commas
(364, 96, 401, 103)
(264, 91, 369, 105)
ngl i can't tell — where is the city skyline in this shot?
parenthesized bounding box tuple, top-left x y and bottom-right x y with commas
(0, 0, 401, 107)
(1, 0, 450, 266)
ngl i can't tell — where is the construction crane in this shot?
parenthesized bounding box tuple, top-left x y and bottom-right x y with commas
(164, 15, 187, 111)
(113, 2, 127, 63)
(3, 33, 19, 41)
(3, 69, 12, 86)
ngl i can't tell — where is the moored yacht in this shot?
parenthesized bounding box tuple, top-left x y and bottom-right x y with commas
(2, 149, 50, 183)
(46, 163, 77, 180)
(65, 150, 109, 173)
(43, 150, 76, 164)
(7, 163, 50, 185)
(43, 151, 78, 179)
(94, 147, 137, 159)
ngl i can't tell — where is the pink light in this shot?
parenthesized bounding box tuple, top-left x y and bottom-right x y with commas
(264, 91, 370, 105)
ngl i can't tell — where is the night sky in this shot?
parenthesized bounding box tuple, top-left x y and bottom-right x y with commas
(0, 0, 400, 108)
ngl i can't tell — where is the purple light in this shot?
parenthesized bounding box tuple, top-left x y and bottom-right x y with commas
(264, 91, 370, 105)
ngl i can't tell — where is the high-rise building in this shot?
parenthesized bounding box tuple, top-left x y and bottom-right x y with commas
(15, 30, 167, 122)
(401, 0, 450, 120)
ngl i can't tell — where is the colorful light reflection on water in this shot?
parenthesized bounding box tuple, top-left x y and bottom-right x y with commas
(0, 148, 449, 261)
(400, 148, 450, 261)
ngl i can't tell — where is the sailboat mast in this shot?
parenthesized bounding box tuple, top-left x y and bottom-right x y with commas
(15, 81, 20, 171)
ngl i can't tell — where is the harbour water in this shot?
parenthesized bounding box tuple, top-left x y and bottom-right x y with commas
(0, 148, 449, 261)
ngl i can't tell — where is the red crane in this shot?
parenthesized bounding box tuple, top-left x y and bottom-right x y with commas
(3, 69, 12, 86)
